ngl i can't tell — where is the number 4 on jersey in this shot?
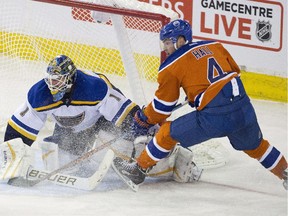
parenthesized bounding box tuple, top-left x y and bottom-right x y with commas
(207, 57, 226, 83)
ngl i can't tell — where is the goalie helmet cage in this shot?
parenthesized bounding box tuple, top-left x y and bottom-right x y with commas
(0, 0, 178, 127)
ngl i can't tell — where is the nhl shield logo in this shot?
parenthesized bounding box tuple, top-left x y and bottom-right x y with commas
(256, 21, 272, 42)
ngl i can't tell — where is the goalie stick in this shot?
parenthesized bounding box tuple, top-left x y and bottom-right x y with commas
(8, 137, 117, 188)
(26, 149, 114, 190)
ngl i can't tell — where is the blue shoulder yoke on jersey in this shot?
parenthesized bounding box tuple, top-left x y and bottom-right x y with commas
(71, 70, 108, 104)
(28, 70, 108, 111)
(28, 79, 54, 110)
(159, 40, 217, 71)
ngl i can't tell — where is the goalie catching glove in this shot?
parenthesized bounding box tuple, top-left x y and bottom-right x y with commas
(0, 138, 33, 182)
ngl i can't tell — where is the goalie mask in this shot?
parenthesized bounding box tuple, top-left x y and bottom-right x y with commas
(45, 55, 77, 101)
(160, 19, 192, 51)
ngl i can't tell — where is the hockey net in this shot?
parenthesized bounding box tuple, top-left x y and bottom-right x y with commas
(0, 0, 229, 169)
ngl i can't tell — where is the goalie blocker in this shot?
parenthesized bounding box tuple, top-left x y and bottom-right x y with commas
(0, 138, 33, 181)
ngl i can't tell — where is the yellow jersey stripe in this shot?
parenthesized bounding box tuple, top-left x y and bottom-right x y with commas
(35, 101, 63, 111)
(115, 102, 137, 127)
(8, 119, 37, 141)
(70, 100, 100, 105)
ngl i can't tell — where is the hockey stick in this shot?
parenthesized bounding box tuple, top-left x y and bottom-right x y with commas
(8, 137, 117, 188)
(173, 99, 188, 111)
(25, 149, 114, 190)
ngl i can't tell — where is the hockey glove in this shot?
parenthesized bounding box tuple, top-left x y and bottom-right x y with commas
(131, 109, 154, 138)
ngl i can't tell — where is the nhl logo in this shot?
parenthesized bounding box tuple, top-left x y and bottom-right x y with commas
(256, 21, 272, 42)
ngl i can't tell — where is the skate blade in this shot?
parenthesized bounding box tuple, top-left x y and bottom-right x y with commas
(112, 163, 139, 192)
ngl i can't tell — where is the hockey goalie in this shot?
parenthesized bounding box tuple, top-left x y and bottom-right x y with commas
(0, 55, 202, 190)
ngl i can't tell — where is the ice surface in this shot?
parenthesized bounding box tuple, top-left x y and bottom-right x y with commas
(0, 97, 287, 216)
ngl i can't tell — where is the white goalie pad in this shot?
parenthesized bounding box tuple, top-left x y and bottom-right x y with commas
(147, 147, 177, 180)
(40, 134, 114, 178)
(40, 141, 59, 171)
(40, 140, 88, 174)
(134, 136, 229, 181)
(0, 138, 33, 181)
(133, 136, 203, 182)
(189, 140, 230, 170)
(172, 146, 203, 183)
(147, 145, 203, 183)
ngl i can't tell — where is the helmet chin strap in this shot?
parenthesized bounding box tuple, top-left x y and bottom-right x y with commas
(174, 39, 189, 50)
(174, 43, 178, 50)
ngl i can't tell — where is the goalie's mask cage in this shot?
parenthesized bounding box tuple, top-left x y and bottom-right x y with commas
(45, 55, 77, 101)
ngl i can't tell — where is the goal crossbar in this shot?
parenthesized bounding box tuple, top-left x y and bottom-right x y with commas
(32, 0, 171, 24)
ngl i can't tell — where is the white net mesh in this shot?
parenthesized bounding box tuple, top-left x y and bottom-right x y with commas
(0, 0, 228, 170)
(0, 0, 178, 126)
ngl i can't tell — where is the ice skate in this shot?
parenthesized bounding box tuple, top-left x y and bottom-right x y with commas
(112, 157, 146, 191)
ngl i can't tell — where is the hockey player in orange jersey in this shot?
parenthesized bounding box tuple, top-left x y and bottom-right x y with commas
(112, 19, 288, 190)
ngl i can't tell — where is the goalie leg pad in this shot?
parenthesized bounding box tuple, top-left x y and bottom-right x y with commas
(189, 140, 229, 170)
(0, 138, 33, 181)
(147, 145, 203, 182)
(40, 141, 59, 171)
(173, 146, 203, 183)
(147, 145, 178, 179)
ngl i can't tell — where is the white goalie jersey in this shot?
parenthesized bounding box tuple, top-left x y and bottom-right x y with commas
(4, 70, 138, 145)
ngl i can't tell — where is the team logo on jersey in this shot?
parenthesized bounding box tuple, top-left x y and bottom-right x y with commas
(53, 112, 85, 128)
(256, 20, 272, 42)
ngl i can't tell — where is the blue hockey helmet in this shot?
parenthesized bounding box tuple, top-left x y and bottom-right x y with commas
(45, 55, 77, 101)
(160, 19, 192, 45)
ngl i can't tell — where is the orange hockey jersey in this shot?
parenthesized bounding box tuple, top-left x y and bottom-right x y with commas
(144, 40, 240, 125)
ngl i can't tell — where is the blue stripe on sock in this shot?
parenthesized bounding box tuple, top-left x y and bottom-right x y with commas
(147, 140, 169, 160)
(261, 147, 280, 169)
